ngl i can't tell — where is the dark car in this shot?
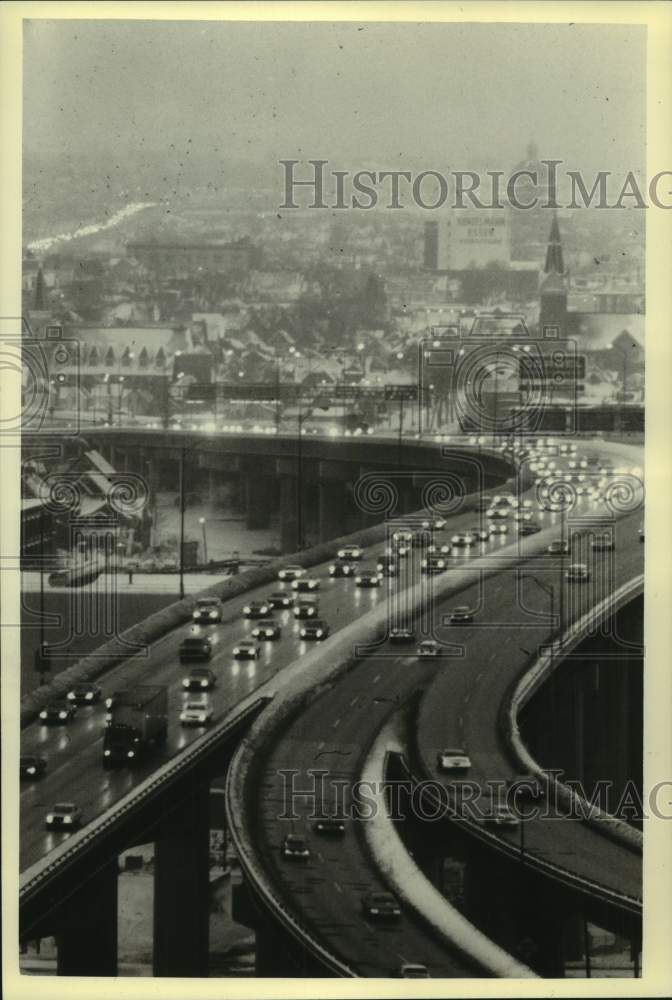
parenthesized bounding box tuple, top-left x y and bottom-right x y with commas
(242, 599, 271, 619)
(376, 554, 398, 576)
(45, 802, 82, 831)
(313, 816, 346, 836)
(278, 565, 305, 582)
(362, 891, 401, 921)
(448, 605, 474, 625)
(251, 620, 282, 640)
(329, 559, 355, 578)
(390, 626, 415, 643)
(421, 555, 447, 574)
(192, 597, 223, 624)
(66, 683, 102, 706)
(267, 591, 295, 610)
(421, 515, 446, 531)
(519, 521, 542, 536)
(291, 577, 320, 593)
(469, 525, 490, 542)
(232, 640, 260, 660)
(299, 619, 331, 640)
(294, 599, 319, 619)
(182, 667, 216, 691)
(337, 544, 363, 561)
(39, 700, 76, 725)
(282, 833, 311, 860)
(355, 568, 382, 588)
(547, 540, 570, 555)
(20, 755, 47, 780)
(179, 636, 213, 662)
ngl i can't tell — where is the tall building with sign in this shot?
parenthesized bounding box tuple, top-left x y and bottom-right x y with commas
(424, 210, 511, 271)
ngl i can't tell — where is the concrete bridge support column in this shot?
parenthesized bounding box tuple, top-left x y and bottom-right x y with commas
(318, 480, 348, 542)
(245, 475, 274, 530)
(279, 476, 299, 554)
(56, 859, 118, 976)
(153, 779, 210, 977)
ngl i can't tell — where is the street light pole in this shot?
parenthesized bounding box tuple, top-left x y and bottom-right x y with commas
(397, 393, 405, 467)
(179, 447, 186, 599)
(199, 517, 208, 565)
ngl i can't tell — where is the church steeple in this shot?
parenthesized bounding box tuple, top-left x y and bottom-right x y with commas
(544, 212, 564, 275)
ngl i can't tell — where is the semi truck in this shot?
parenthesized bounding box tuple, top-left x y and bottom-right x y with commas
(102, 685, 168, 767)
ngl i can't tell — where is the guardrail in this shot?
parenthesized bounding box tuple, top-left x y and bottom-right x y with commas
(20, 695, 270, 916)
(506, 574, 644, 855)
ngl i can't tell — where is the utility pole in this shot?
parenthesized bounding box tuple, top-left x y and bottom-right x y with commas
(179, 447, 186, 599)
(397, 393, 405, 467)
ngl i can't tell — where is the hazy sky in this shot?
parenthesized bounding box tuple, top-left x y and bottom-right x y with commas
(24, 19, 646, 173)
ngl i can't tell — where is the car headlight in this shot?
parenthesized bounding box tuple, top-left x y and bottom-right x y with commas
(261, 606, 268, 613)
(127, 751, 135, 758)
(243, 606, 251, 614)
(46, 814, 54, 823)
(300, 629, 307, 637)
(27, 766, 36, 774)
(104, 749, 111, 757)
(86, 692, 93, 700)
(67, 692, 75, 700)
(316, 629, 323, 637)
(337, 550, 345, 558)
(192, 611, 199, 619)
(329, 565, 335, 573)
(279, 572, 286, 579)
(63, 815, 73, 824)
(182, 679, 189, 687)
(40, 711, 48, 719)
(355, 576, 362, 583)
(200, 714, 207, 722)
(233, 647, 240, 655)
(210, 611, 218, 619)
(59, 711, 67, 720)
(201, 680, 208, 687)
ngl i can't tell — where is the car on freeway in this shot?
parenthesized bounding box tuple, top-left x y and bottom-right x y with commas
(328, 559, 355, 578)
(565, 563, 590, 582)
(469, 525, 490, 542)
(232, 639, 260, 660)
(313, 816, 346, 836)
(294, 599, 319, 619)
(486, 504, 511, 520)
(547, 539, 570, 555)
(192, 597, 224, 624)
(20, 755, 47, 780)
(513, 509, 533, 523)
(448, 606, 474, 624)
(179, 636, 213, 662)
(299, 619, 331, 640)
(390, 626, 416, 643)
(376, 554, 398, 576)
(427, 541, 451, 556)
(39, 700, 77, 725)
(481, 803, 521, 828)
(277, 565, 305, 582)
(421, 555, 447, 574)
(282, 833, 311, 860)
(337, 544, 363, 561)
(451, 531, 476, 547)
(398, 963, 431, 979)
(591, 533, 615, 551)
(519, 521, 542, 536)
(355, 569, 382, 588)
(362, 891, 401, 921)
(421, 515, 446, 531)
(179, 700, 214, 726)
(242, 599, 271, 618)
(417, 639, 442, 657)
(66, 683, 102, 706)
(267, 591, 295, 610)
(45, 802, 82, 831)
(291, 577, 320, 593)
(437, 748, 472, 772)
(488, 521, 509, 536)
(507, 775, 546, 801)
(251, 620, 282, 640)
(182, 667, 216, 691)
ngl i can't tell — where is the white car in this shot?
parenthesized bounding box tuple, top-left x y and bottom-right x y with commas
(291, 577, 320, 592)
(278, 565, 305, 581)
(337, 545, 363, 560)
(437, 748, 472, 772)
(489, 522, 509, 536)
(421, 516, 446, 531)
(451, 532, 476, 547)
(565, 563, 590, 582)
(192, 598, 223, 623)
(45, 802, 82, 830)
(417, 639, 441, 657)
(180, 701, 214, 726)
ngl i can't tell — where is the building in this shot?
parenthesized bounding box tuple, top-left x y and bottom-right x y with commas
(424, 210, 511, 271)
(126, 236, 259, 278)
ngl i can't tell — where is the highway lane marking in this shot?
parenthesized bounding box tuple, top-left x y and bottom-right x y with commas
(333, 881, 343, 894)
(333, 718, 341, 728)
(373, 674, 381, 684)
(349, 696, 358, 707)
(463, 692, 470, 704)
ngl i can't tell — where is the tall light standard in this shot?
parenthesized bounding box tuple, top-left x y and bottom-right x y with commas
(179, 447, 186, 599)
(117, 375, 125, 427)
(199, 517, 208, 565)
(522, 572, 556, 664)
